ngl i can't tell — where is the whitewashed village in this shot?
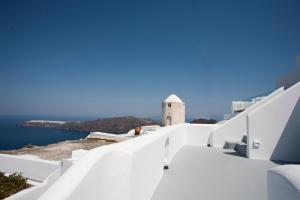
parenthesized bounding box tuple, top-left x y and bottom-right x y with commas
(0, 56, 299, 200)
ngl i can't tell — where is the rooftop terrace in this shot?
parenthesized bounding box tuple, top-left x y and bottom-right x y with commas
(152, 146, 278, 200)
(1, 80, 299, 200)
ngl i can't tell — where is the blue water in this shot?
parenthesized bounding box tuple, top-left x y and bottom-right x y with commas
(0, 116, 90, 150)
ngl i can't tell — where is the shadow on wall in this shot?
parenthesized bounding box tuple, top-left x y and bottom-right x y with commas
(271, 97, 300, 162)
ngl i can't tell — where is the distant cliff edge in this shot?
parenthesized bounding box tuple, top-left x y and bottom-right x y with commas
(18, 116, 159, 134)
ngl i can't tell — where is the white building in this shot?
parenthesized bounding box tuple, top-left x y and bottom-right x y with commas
(1, 57, 300, 200)
(224, 95, 267, 120)
(161, 94, 185, 126)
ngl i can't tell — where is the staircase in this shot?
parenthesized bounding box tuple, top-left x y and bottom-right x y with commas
(224, 135, 247, 157)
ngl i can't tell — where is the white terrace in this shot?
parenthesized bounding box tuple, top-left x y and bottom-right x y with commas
(38, 83, 299, 200)
(1, 88, 299, 200)
(152, 146, 277, 200)
(1, 60, 300, 200)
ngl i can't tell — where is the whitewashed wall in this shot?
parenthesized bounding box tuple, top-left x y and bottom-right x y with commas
(184, 124, 219, 146)
(267, 165, 300, 200)
(247, 82, 300, 162)
(38, 145, 132, 200)
(37, 123, 218, 200)
(0, 154, 60, 182)
(210, 87, 284, 148)
(130, 125, 185, 200)
(37, 125, 186, 200)
(161, 102, 185, 126)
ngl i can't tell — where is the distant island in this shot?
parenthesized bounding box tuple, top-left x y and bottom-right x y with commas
(18, 116, 159, 134)
(18, 116, 218, 135)
(190, 118, 218, 124)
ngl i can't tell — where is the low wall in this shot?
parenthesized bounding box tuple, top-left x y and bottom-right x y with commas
(184, 124, 219, 146)
(210, 87, 284, 148)
(268, 165, 300, 200)
(247, 82, 300, 162)
(38, 124, 188, 200)
(38, 146, 132, 200)
(0, 154, 60, 182)
(130, 125, 185, 200)
(36, 123, 221, 200)
(7, 169, 61, 200)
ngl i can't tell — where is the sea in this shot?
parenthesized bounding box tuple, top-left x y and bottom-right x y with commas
(0, 116, 91, 150)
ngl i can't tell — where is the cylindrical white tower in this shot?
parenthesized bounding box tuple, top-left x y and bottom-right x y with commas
(161, 94, 185, 126)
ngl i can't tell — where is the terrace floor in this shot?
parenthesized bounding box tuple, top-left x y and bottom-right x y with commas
(151, 146, 278, 200)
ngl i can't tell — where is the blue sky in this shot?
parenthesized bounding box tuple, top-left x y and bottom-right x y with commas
(0, 0, 300, 120)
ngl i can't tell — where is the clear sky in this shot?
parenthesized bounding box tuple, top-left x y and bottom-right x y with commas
(0, 0, 300, 120)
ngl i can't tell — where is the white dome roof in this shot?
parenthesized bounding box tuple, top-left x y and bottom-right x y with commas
(164, 94, 183, 103)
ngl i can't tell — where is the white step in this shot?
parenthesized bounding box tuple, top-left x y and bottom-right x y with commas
(223, 140, 240, 149)
(234, 142, 247, 157)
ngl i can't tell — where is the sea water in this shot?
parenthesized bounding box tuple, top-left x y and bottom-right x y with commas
(0, 116, 89, 150)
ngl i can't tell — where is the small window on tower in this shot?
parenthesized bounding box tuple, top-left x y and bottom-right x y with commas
(168, 103, 171, 107)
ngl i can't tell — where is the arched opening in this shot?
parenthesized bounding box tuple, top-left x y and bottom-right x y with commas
(166, 116, 172, 126)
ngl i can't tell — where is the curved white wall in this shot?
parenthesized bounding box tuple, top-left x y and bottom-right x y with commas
(210, 87, 284, 148)
(38, 125, 185, 200)
(268, 165, 300, 200)
(247, 82, 300, 162)
(37, 123, 217, 200)
(38, 146, 132, 200)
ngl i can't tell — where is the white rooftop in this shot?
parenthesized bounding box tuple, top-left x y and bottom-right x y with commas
(152, 146, 278, 200)
(164, 94, 183, 103)
(5, 71, 299, 200)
